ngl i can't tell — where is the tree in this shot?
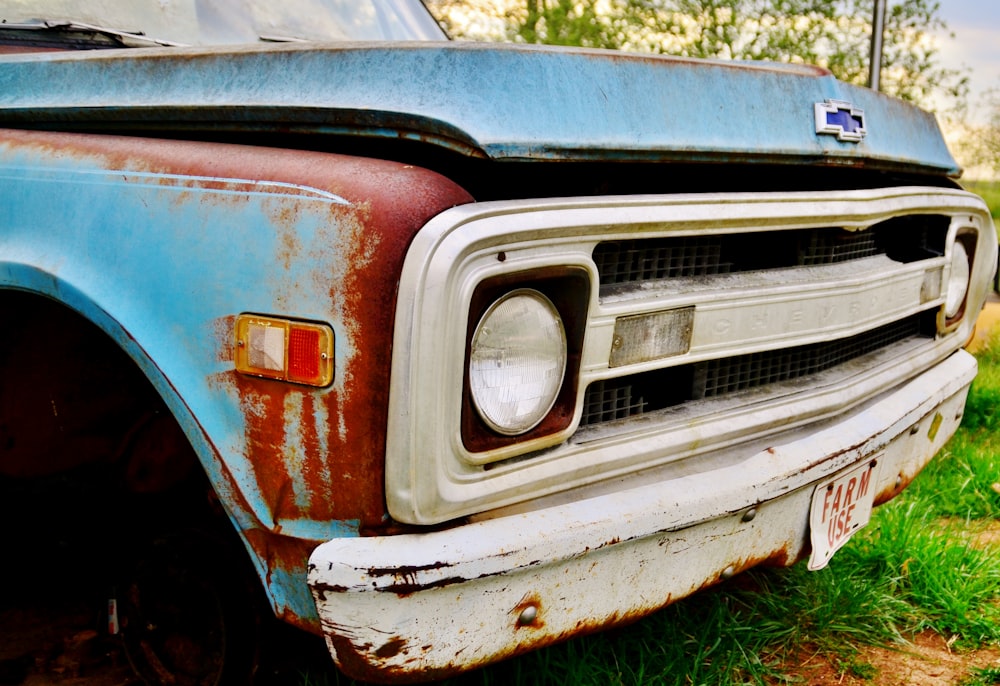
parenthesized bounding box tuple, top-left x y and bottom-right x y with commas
(425, 0, 968, 112)
(953, 89, 1000, 177)
(429, 0, 643, 49)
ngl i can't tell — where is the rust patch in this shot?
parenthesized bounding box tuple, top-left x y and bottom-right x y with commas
(379, 576, 468, 597)
(231, 376, 292, 515)
(874, 472, 913, 506)
(0, 45, 62, 54)
(513, 593, 545, 630)
(0, 127, 481, 651)
(760, 546, 803, 568)
(374, 637, 407, 659)
(367, 562, 454, 577)
(241, 525, 323, 633)
(211, 315, 237, 363)
(332, 598, 660, 683)
(797, 436, 876, 475)
(327, 632, 391, 684)
(364, 562, 468, 596)
(11, 123, 479, 531)
(310, 582, 350, 600)
(273, 203, 303, 270)
(0, 128, 474, 216)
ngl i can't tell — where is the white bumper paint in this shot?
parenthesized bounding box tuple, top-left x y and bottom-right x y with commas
(308, 350, 975, 682)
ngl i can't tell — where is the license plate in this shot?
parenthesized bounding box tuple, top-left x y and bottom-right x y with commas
(807, 459, 881, 571)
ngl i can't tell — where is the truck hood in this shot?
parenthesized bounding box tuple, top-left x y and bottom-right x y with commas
(0, 41, 960, 175)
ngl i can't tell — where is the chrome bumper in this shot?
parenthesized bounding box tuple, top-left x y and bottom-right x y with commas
(308, 350, 975, 683)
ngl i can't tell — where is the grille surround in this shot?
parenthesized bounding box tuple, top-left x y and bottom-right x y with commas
(385, 187, 993, 525)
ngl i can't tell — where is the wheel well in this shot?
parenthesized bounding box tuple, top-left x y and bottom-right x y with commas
(0, 289, 235, 570)
(0, 293, 302, 683)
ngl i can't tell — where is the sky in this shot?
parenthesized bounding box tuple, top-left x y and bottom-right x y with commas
(931, 0, 1000, 115)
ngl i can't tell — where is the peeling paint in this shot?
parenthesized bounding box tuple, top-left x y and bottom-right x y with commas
(0, 127, 473, 628)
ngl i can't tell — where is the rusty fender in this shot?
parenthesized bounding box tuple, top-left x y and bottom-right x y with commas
(0, 129, 473, 629)
(308, 350, 975, 682)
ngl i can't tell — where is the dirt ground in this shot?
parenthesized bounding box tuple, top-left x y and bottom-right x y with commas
(3, 602, 999, 686)
(774, 520, 1000, 686)
(776, 632, 1000, 686)
(4, 522, 999, 685)
(0, 599, 137, 686)
(0, 587, 333, 686)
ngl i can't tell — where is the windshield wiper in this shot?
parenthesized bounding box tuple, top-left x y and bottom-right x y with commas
(0, 19, 185, 49)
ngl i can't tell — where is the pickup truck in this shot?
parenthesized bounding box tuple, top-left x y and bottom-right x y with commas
(0, 1, 995, 684)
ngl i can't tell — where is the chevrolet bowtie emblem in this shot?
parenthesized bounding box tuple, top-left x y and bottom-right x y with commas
(815, 99, 867, 142)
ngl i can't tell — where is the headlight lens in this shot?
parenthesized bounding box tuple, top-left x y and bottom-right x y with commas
(944, 240, 971, 318)
(469, 289, 567, 435)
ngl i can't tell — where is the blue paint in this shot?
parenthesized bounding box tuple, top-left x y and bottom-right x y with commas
(0, 156, 362, 623)
(0, 42, 959, 174)
(0, 38, 964, 629)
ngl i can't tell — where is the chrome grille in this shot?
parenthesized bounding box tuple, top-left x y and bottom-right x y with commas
(693, 315, 922, 398)
(580, 314, 929, 427)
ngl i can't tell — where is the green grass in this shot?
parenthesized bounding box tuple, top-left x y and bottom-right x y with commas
(963, 666, 1000, 686)
(303, 346, 1000, 685)
(453, 350, 1000, 685)
(962, 180, 1000, 222)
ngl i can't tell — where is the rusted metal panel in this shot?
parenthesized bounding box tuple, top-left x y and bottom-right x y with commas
(0, 43, 960, 174)
(0, 45, 60, 54)
(309, 351, 974, 681)
(0, 128, 473, 628)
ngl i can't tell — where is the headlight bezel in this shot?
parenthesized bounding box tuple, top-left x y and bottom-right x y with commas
(461, 268, 590, 454)
(942, 229, 977, 328)
(469, 288, 568, 435)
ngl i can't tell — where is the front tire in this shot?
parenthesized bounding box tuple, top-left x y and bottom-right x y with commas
(120, 532, 261, 686)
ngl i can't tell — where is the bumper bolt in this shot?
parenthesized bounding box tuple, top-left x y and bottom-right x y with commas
(742, 508, 757, 523)
(721, 566, 736, 581)
(518, 605, 538, 626)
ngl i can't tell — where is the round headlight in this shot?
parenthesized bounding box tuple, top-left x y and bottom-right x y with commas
(469, 289, 567, 435)
(944, 240, 971, 319)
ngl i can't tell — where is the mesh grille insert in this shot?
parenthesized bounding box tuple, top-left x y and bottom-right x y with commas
(592, 236, 730, 284)
(583, 382, 646, 422)
(593, 216, 947, 289)
(580, 314, 928, 427)
(693, 316, 920, 399)
(800, 229, 879, 265)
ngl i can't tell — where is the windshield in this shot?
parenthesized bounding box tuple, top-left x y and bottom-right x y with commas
(0, 0, 445, 46)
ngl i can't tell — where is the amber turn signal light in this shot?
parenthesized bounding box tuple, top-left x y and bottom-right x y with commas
(235, 314, 334, 387)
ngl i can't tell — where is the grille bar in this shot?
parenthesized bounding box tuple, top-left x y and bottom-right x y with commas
(580, 313, 929, 427)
